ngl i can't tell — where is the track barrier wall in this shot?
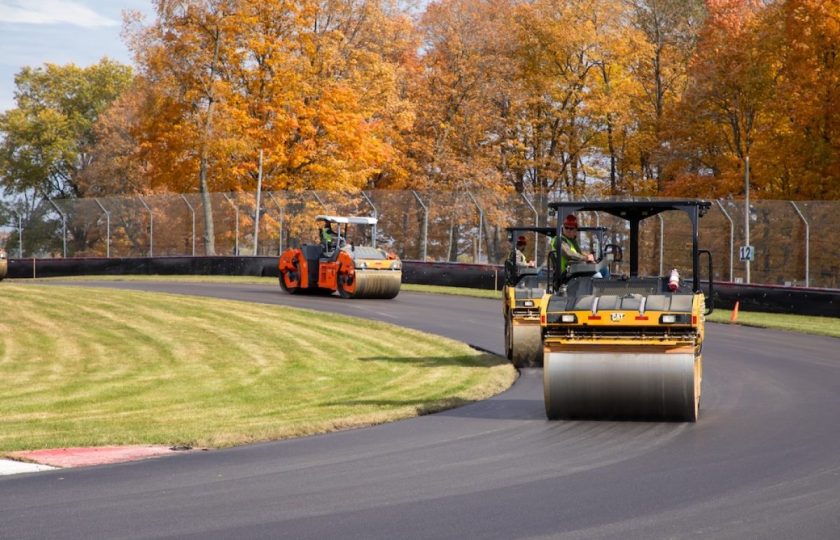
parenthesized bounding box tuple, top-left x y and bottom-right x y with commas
(6, 256, 838, 318)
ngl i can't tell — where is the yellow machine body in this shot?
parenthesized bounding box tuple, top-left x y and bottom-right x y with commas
(502, 275, 547, 368)
(539, 200, 713, 422)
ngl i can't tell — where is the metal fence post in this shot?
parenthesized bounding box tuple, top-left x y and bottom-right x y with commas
(645, 197, 663, 276)
(656, 213, 664, 276)
(266, 192, 285, 255)
(790, 201, 810, 288)
(311, 192, 328, 211)
(223, 194, 239, 255)
(94, 198, 111, 258)
(744, 155, 751, 284)
(466, 191, 484, 263)
(47, 198, 67, 257)
(181, 194, 195, 256)
(716, 199, 734, 282)
(412, 191, 428, 261)
(12, 211, 23, 258)
(139, 197, 153, 257)
(361, 191, 378, 247)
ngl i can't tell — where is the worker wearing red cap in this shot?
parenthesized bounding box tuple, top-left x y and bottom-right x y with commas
(514, 235, 535, 267)
(550, 214, 595, 274)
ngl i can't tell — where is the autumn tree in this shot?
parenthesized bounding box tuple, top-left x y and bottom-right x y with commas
(507, 0, 651, 201)
(587, 0, 651, 195)
(626, 0, 705, 192)
(126, 0, 249, 255)
(76, 81, 153, 197)
(126, 0, 416, 253)
(229, 0, 416, 192)
(663, 0, 775, 197)
(755, 0, 840, 199)
(406, 0, 514, 261)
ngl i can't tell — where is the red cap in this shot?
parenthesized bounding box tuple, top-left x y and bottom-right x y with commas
(563, 214, 578, 228)
(516, 235, 527, 246)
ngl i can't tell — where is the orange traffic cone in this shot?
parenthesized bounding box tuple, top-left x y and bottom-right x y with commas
(730, 301, 740, 323)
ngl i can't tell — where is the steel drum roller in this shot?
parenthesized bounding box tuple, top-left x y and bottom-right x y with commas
(510, 322, 542, 368)
(342, 270, 402, 299)
(544, 348, 698, 421)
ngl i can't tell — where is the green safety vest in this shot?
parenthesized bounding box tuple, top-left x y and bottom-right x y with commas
(550, 235, 582, 274)
(321, 228, 334, 245)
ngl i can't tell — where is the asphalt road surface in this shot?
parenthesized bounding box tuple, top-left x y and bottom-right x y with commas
(2, 282, 839, 539)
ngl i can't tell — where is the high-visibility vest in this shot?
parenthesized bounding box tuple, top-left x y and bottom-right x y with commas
(551, 235, 582, 274)
(321, 228, 334, 245)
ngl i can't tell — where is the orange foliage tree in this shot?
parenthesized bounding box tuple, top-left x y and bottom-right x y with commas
(124, 0, 414, 254)
(663, 0, 776, 198)
(755, 0, 840, 199)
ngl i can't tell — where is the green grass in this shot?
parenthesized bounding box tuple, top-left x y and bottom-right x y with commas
(707, 308, 840, 338)
(0, 284, 516, 453)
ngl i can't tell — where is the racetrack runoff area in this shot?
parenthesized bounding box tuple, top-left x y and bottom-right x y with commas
(0, 282, 515, 474)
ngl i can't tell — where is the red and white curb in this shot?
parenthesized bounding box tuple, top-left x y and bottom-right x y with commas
(1, 446, 182, 475)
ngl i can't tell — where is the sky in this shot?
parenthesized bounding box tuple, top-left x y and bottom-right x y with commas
(0, 0, 155, 112)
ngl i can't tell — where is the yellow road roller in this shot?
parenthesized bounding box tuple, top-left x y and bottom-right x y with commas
(278, 215, 401, 299)
(541, 200, 714, 421)
(502, 226, 606, 368)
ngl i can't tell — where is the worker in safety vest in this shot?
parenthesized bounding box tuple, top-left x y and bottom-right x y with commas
(514, 235, 535, 267)
(550, 214, 595, 274)
(320, 222, 337, 250)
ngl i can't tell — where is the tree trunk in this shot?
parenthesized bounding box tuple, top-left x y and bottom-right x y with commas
(198, 25, 223, 256)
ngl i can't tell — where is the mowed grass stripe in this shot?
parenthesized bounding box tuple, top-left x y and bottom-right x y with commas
(0, 284, 515, 451)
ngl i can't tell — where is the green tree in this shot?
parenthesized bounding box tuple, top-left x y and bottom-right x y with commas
(0, 58, 133, 199)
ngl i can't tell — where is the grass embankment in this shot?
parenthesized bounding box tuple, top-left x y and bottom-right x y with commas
(0, 284, 515, 453)
(706, 309, 839, 338)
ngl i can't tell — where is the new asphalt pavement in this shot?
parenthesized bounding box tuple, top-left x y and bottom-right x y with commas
(2, 282, 839, 539)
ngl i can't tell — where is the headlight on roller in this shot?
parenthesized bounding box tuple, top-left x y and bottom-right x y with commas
(524, 300, 534, 307)
(660, 314, 690, 324)
(391, 261, 401, 270)
(560, 313, 577, 323)
(356, 261, 368, 269)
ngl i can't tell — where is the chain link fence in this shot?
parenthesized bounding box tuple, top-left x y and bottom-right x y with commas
(1, 191, 837, 289)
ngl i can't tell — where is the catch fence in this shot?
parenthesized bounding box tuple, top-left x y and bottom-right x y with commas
(1, 191, 836, 289)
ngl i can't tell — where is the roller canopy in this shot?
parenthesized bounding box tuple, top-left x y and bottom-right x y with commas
(316, 215, 377, 225)
(547, 199, 711, 290)
(547, 199, 711, 220)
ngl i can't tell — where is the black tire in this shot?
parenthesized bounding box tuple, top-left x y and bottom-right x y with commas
(337, 273, 354, 299)
(279, 257, 302, 294)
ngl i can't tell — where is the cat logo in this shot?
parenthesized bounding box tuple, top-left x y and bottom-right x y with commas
(610, 312, 625, 322)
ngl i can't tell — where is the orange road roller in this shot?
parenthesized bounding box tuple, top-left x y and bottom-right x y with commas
(278, 216, 402, 299)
